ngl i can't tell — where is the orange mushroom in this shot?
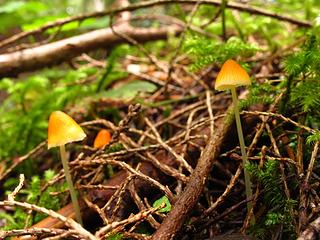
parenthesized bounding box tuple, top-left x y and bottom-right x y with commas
(215, 59, 251, 90)
(48, 111, 86, 225)
(48, 111, 86, 149)
(215, 59, 254, 220)
(94, 129, 111, 149)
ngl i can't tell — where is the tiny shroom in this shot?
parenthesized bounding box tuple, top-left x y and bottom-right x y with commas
(215, 59, 254, 219)
(94, 129, 111, 149)
(48, 110, 86, 225)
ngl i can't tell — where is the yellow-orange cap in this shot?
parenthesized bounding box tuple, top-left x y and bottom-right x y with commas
(48, 111, 86, 149)
(215, 59, 251, 91)
(94, 129, 111, 149)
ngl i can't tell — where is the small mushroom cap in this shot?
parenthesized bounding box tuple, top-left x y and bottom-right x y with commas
(48, 111, 86, 149)
(94, 129, 111, 149)
(215, 59, 251, 91)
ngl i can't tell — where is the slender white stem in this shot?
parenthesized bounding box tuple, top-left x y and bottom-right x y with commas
(60, 145, 83, 225)
(230, 87, 254, 221)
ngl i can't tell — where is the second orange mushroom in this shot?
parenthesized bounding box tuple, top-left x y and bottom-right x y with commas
(94, 129, 112, 149)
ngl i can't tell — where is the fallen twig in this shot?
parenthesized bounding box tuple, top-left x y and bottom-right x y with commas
(0, 25, 182, 77)
(0, 141, 46, 184)
(297, 216, 320, 240)
(151, 104, 234, 239)
(0, 175, 96, 240)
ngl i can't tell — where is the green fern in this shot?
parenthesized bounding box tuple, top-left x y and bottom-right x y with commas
(282, 34, 320, 118)
(2, 170, 66, 230)
(290, 81, 320, 112)
(106, 233, 123, 240)
(247, 161, 296, 239)
(247, 160, 285, 206)
(285, 35, 320, 77)
(184, 36, 259, 71)
(240, 81, 275, 109)
(0, 67, 97, 159)
(306, 131, 320, 145)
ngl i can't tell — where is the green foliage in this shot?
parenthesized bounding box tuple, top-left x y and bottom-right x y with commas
(96, 46, 130, 93)
(0, 67, 97, 159)
(290, 81, 320, 112)
(99, 80, 157, 100)
(285, 35, 320, 77)
(240, 81, 276, 109)
(306, 131, 320, 145)
(0, 1, 48, 33)
(1, 170, 66, 230)
(247, 161, 296, 238)
(152, 195, 171, 213)
(252, 199, 297, 239)
(106, 233, 123, 240)
(0, 0, 111, 34)
(264, 212, 283, 226)
(105, 143, 125, 154)
(184, 36, 259, 71)
(247, 160, 285, 206)
(283, 34, 320, 120)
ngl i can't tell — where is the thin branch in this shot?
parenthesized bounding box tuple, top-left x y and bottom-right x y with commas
(77, 159, 175, 202)
(243, 111, 316, 134)
(203, 165, 242, 217)
(0, 141, 46, 183)
(206, 90, 214, 136)
(144, 117, 193, 173)
(0, 25, 183, 77)
(95, 205, 164, 237)
(0, 200, 96, 240)
(297, 216, 320, 240)
(0, 228, 75, 239)
(0, 0, 312, 49)
(165, 0, 202, 92)
(305, 142, 319, 183)
(151, 104, 234, 239)
(8, 174, 25, 201)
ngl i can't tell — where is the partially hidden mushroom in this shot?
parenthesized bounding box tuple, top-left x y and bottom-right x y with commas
(215, 59, 254, 219)
(94, 129, 111, 149)
(48, 111, 86, 225)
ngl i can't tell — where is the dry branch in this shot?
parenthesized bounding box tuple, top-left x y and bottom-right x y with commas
(0, 25, 182, 78)
(0, 175, 96, 240)
(0, 0, 312, 50)
(0, 0, 312, 78)
(0, 141, 46, 183)
(151, 105, 234, 240)
(297, 216, 320, 240)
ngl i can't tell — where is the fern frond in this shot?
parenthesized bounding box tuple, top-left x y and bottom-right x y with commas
(290, 81, 320, 112)
(184, 36, 259, 71)
(247, 160, 285, 206)
(284, 52, 306, 76)
(306, 131, 320, 145)
(240, 81, 275, 109)
(284, 34, 320, 76)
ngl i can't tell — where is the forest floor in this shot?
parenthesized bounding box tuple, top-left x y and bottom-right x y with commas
(0, 1, 320, 240)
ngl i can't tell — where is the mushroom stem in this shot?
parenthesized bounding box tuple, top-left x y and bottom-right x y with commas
(59, 145, 83, 225)
(230, 87, 254, 221)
